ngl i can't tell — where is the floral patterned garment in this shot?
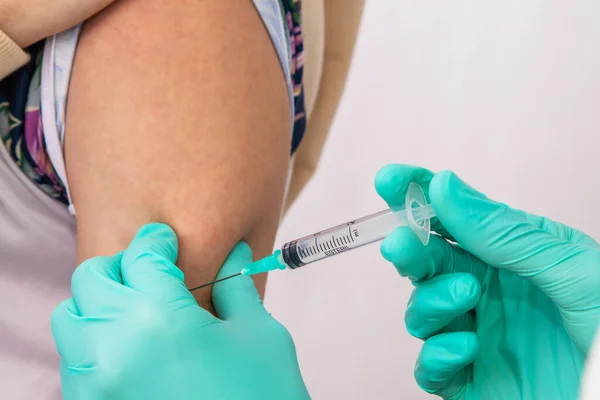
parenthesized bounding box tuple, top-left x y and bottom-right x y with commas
(284, 0, 307, 153)
(0, 1, 306, 205)
(0, 42, 68, 203)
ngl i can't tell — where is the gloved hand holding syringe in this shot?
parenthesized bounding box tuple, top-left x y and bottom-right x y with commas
(190, 182, 436, 291)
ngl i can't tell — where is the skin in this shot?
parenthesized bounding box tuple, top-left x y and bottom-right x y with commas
(0, 0, 116, 47)
(64, 0, 291, 312)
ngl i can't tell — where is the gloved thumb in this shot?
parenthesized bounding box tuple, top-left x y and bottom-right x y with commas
(212, 242, 269, 321)
(121, 223, 194, 304)
(428, 171, 590, 299)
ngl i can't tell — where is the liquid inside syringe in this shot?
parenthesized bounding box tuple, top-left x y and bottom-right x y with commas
(190, 183, 436, 291)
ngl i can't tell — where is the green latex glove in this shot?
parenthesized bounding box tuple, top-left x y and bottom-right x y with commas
(375, 164, 600, 400)
(51, 223, 310, 400)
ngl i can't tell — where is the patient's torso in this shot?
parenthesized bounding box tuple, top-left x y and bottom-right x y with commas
(0, 116, 76, 399)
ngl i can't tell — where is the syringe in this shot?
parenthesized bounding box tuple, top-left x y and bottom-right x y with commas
(189, 183, 436, 291)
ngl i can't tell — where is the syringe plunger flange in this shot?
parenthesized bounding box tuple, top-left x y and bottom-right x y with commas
(404, 182, 432, 245)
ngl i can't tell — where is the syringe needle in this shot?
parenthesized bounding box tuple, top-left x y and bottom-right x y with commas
(188, 273, 242, 292)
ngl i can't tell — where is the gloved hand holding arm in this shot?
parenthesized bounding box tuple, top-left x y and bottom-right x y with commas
(376, 164, 600, 400)
(51, 223, 310, 400)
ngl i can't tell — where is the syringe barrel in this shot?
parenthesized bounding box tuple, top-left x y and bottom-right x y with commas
(281, 209, 410, 269)
(280, 182, 434, 270)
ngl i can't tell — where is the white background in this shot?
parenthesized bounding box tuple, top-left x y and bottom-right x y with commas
(265, 1, 600, 399)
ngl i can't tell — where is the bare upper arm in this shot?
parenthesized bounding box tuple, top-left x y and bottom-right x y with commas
(64, 0, 291, 310)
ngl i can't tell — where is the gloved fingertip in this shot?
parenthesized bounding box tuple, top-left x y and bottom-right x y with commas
(381, 227, 412, 262)
(71, 255, 124, 292)
(216, 242, 254, 280)
(51, 298, 80, 332)
(429, 171, 488, 211)
(135, 222, 176, 240)
(374, 164, 407, 206)
(113, 251, 124, 263)
(374, 163, 400, 188)
(380, 235, 396, 262)
(233, 241, 253, 259)
(451, 332, 481, 360)
(429, 171, 506, 243)
(126, 223, 179, 265)
(134, 223, 178, 255)
(416, 332, 480, 396)
(381, 228, 433, 282)
(423, 332, 480, 364)
(451, 274, 482, 305)
(50, 298, 81, 357)
(429, 170, 454, 202)
(212, 243, 266, 320)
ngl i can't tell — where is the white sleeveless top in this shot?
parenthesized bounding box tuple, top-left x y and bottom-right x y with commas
(0, 1, 293, 397)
